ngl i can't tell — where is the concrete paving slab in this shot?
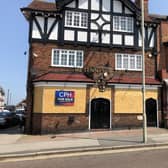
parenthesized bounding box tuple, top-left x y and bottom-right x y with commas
(0, 134, 22, 145)
(1, 127, 168, 157)
(0, 139, 99, 155)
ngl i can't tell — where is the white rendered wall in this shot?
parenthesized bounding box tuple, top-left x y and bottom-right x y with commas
(113, 34, 122, 45)
(66, 1, 76, 8)
(64, 30, 75, 41)
(78, 0, 88, 9)
(49, 22, 58, 40)
(125, 35, 134, 46)
(77, 31, 87, 42)
(113, 0, 122, 13)
(102, 0, 110, 12)
(32, 21, 41, 38)
(91, 0, 99, 10)
(32, 16, 44, 39)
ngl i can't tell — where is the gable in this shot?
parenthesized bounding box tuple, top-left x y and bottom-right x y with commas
(56, 0, 140, 16)
(25, 0, 156, 50)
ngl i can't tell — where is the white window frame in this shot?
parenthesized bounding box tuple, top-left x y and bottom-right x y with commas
(51, 49, 84, 68)
(113, 16, 134, 33)
(65, 11, 88, 29)
(115, 53, 142, 71)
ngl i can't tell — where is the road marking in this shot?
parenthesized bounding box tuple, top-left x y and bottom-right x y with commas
(1, 145, 168, 163)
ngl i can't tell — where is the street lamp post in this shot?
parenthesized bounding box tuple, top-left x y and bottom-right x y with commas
(141, 0, 147, 143)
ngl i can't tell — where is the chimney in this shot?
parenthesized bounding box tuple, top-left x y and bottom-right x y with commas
(135, 0, 149, 16)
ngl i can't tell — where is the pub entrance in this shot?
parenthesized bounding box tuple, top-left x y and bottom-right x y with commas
(91, 98, 110, 129)
(146, 98, 157, 127)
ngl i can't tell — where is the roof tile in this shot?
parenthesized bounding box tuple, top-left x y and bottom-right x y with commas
(34, 72, 161, 85)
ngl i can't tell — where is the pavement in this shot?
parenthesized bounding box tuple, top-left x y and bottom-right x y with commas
(1, 126, 168, 160)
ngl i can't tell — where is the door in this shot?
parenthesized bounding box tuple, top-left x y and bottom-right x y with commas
(91, 98, 110, 129)
(146, 98, 157, 127)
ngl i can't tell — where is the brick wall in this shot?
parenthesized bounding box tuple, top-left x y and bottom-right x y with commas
(25, 43, 157, 134)
(30, 43, 156, 78)
(31, 113, 88, 134)
(30, 113, 144, 134)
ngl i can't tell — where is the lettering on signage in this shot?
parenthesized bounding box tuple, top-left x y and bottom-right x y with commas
(55, 91, 75, 106)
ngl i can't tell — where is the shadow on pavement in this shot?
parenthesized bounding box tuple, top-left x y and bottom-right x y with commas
(0, 125, 23, 135)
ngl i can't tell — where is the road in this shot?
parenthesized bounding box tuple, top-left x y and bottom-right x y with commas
(1, 148, 168, 168)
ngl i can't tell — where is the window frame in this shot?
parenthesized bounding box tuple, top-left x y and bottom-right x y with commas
(51, 49, 84, 68)
(113, 16, 134, 33)
(65, 10, 88, 29)
(115, 53, 142, 71)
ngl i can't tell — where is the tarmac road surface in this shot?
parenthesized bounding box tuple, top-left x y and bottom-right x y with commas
(1, 148, 168, 168)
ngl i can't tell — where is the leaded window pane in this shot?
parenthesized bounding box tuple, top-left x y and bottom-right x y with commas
(69, 51, 75, 66)
(113, 16, 133, 32)
(123, 55, 128, 69)
(76, 52, 83, 67)
(61, 50, 67, 65)
(117, 54, 122, 69)
(74, 12, 80, 26)
(52, 49, 83, 68)
(130, 56, 135, 69)
(53, 50, 60, 65)
(113, 16, 119, 30)
(66, 11, 73, 26)
(136, 55, 142, 69)
(127, 17, 133, 32)
(116, 54, 142, 71)
(121, 17, 126, 31)
(65, 11, 88, 28)
(81, 13, 88, 27)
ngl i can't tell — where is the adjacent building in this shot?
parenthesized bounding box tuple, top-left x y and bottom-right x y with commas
(15, 99, 26, 111)
(21, 0, 162, 134)
(152, 14, 168, 129)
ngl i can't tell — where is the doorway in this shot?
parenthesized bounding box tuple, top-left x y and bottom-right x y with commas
(91, 98, 110, 129)
(146, 98, 157, 127)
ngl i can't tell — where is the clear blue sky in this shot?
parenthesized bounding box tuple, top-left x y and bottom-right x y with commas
(0, 0, 168, 105)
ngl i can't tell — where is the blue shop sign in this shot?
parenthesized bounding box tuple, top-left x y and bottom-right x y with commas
(55, 91, 75, 106)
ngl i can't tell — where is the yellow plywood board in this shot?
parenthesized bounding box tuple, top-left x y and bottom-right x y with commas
(33, 87, 43, 113)
(42, 87, 86, 113)
(90, 87, 111, 100)
(114, 89, 158, 114)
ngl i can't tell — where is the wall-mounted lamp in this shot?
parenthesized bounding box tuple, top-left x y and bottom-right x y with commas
(103, 72, 108, 78)
(148, 53, 152, 58)
(33, 52, 38, 58)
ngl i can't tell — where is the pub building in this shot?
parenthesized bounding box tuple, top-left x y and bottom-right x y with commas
(21, 0, 163, 134)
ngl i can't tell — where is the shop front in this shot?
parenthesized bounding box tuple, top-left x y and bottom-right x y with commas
(31, 82, 160, 134)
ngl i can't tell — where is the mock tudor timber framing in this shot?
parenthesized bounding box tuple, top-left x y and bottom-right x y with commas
(21, 0, 157, 51)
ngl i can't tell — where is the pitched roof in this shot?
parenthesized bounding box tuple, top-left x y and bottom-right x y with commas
(21, 1, 58, 19)
(27, 1, 56, 11)
(33, 72, 161, 85)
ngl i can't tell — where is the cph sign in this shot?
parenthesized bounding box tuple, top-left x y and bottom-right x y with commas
(55, 91, 75, 106)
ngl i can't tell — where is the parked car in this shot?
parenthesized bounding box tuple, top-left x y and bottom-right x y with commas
(15, 110, 25, 120)
(0, 111, 20, 127)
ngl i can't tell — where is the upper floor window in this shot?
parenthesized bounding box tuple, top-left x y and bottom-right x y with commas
(115, 53, 142, 71)
(65, 11, 88, 28)
(52, 49, 84, 68)
(113, 16, 134, 32)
